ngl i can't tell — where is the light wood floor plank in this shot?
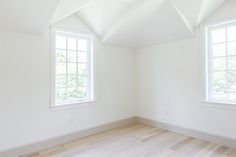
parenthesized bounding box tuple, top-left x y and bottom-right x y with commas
(21, 124, 236, 157)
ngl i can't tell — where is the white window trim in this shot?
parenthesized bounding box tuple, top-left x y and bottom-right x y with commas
(50, 26, 95, 109)
(204, 19, 236, 106)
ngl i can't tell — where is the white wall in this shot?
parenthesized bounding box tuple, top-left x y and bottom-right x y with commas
(136, 0, 236, 140)
(1, 0, 236, 153)
(0, 15, 136, 151)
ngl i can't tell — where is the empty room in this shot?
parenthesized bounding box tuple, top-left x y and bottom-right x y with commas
(1, 0, 236, 156)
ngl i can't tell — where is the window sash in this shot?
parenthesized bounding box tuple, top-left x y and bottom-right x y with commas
(207, 21, 236, 103)
(52, 29, 94, 107)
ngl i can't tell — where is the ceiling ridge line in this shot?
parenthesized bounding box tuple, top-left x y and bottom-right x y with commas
(50, 0, 92, 25)
(101, 0, 166, 43)
(168, 0, 194, 34)
(196, 0, 227, 26)
(196, 0, 205, 26)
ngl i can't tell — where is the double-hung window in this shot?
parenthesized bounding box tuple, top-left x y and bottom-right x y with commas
(206, 21, 236, 104)
(51, 29, 94, 107)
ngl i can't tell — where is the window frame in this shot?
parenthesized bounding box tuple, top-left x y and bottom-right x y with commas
(50, 27, 95, 108)
(205, 20, 236, 105)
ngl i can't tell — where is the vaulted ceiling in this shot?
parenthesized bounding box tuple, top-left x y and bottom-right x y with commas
(75, 0, 226, 47)
(0, 0, 227, 48)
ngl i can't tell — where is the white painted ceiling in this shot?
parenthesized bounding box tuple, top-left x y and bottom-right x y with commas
(76, 0, 226, 47)
(0, 0, 59, 34)
(0, 0, 227, 47)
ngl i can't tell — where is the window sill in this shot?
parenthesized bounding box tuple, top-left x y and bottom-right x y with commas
(203, 100, 236, 110)
(50, 100, 96, 111)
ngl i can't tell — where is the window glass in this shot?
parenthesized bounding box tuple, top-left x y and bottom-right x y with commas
(207, 22, 236, 103)
(53, 30, 93, 106)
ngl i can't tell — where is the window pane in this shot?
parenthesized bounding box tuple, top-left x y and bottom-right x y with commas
(228, 56, 236, 70)
(228, 74, 236, 103)
(212, 43, 226, 57)
(56, 88, 67, 102)
(56, 50, 66, 63)
(78, 53, 87, 62)
(211, 28, 226, 43)
(212, 84, 227, 100)
(78, 87, 87, 99)
(68, 63, 77, 74)
(78, 75, 87, 86)
(228, 42, 236, 56)
(68, 51, 77, 63)
(228, 71, 236, 85)
(78, 39, 88, 51)
(56, 36, 66, 49)
(78, 64, 87, 75)
(212, 72, 227, 100)
(56, 75, 66, 88)
(67, 88, 78, 101)
(68, 37, 76, 50)
(213, 71, 226, 85)
(56, 63, 66, 74)
(68, 75, 77, 88)
(227, 26, 236, 41)
(212, 57, 226, 71)
(228, 84, 236, 100)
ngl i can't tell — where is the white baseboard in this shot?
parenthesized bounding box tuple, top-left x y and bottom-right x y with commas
(0, 117, 135, 157)
(135, 116, 236, 149)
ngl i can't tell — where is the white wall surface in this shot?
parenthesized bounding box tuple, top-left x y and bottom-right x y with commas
(136, 0, 236, 140)
(0, 15, 135, 151)
(1, 0, 236, 153)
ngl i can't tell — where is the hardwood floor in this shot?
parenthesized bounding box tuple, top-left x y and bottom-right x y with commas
(21, 124, 236, 157)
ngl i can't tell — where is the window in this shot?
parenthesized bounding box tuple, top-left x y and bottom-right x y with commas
(51, 29, 94, 107)
(206, 21, 236, 104)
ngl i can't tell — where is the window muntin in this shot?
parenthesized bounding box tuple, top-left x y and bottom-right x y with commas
(52, 30, 94, 106)
(207, 22, 236, 103)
